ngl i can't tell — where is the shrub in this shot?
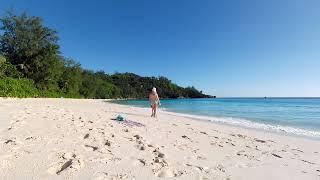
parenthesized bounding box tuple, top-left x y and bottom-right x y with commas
(0, 55, 6, 63)
(0, 59, 22, 78)
(0, 77, 39, 98)
(39, 89, 64, 98)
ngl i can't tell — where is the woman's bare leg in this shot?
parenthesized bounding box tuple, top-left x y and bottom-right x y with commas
(154, 106, 157, 118)
(151, 105, 156, 117)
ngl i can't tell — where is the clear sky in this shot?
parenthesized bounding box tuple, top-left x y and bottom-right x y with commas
(1, 0, 320, 97)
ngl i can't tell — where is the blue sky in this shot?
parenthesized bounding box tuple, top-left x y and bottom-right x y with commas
(1, 0, 320, 97)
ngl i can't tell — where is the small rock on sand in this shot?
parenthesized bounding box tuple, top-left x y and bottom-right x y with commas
(56, 159, 73, 174)
(182, 135, 190, 139)
(85, 145, 98, 151)
(272, 153, 282, 158)
(134, 135, 141, 139)
(255, 139, 266, 143)
(105, 140, 111, 146)
(4, 140, 15, 145)
(83, 134, 89, 139)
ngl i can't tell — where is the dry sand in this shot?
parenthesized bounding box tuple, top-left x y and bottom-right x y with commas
(0, 98, 319, 180)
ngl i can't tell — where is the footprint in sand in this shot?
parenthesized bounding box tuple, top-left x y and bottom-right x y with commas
(185, 163, 211, 173)
(225, 141, 236, 147)
(133, 135, 147, 151)
(131, 157, 147, 166)
(9, 119, 27, 130)
(181, 135, 194, 143)
(84, 145, 99, 152)
(151, 148, 173, 177)
(230, 133, 247, 139)
(291, 148, 304, 153)
(199, 177, 210, 180)
(76, 120, 86, 128)
(235, 163, 250, 168)
(200, 131, 208, 135)
(93, 172, 130, 180)
(155, 168, 184, 178)
(4, 139, 17, 145)
(197, 156, 207, 160)
(215, 164, 226, 173)
(0, 159, 12, 169)
(47, 152, 84, 175)
(25, 136, 42, 142)
(130, 135, 182, 178)
(175, 143, 192, 151)
(210, 141, 224, 148)
(104, 139, 112, 147)
(136, 144, 146, 151)
(236, 150, 255, 160)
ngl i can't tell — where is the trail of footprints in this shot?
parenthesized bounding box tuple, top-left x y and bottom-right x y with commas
(132, 134, 184, 178)
(171, 123, 320, 178)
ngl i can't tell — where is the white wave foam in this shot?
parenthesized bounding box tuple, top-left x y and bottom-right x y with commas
(161, 110, 320, 138)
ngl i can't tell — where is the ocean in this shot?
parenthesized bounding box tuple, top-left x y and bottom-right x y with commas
(111, 98, 320, 139)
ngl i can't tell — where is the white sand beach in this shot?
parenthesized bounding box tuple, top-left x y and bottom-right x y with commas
(0, 98, 319, 180)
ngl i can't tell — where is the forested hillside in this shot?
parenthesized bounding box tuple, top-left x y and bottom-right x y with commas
(0, 12, 212, 99)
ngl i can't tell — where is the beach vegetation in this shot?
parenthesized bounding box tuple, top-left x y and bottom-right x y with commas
(0, 59, 22, 79)
(0, 77, 39, 98)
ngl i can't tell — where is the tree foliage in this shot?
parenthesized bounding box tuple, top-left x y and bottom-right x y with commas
(59, 59, 82, 97)
(110, 73, 210, 99)
(0, 12, 63, 90)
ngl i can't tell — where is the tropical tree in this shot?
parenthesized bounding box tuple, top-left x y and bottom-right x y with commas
(59, 59, 82, 96)
(0, 12, 63, 89)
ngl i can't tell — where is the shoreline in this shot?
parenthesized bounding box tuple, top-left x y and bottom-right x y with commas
(160, 110, 320, 140)
(110, 101, 320, 140)
(0, 98, 319, 179)
(112, 102, 320, 143)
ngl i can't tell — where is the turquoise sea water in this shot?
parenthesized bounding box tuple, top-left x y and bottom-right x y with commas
(111, 98, 320, 138)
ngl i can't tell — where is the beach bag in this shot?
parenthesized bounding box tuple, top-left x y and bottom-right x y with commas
(116, 114, 126, 121)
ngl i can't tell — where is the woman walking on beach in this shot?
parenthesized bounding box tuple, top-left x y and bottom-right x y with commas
(149, 87, 160, 118)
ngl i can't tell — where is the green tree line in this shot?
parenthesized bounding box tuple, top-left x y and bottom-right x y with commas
(0, 12, 212, 99)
